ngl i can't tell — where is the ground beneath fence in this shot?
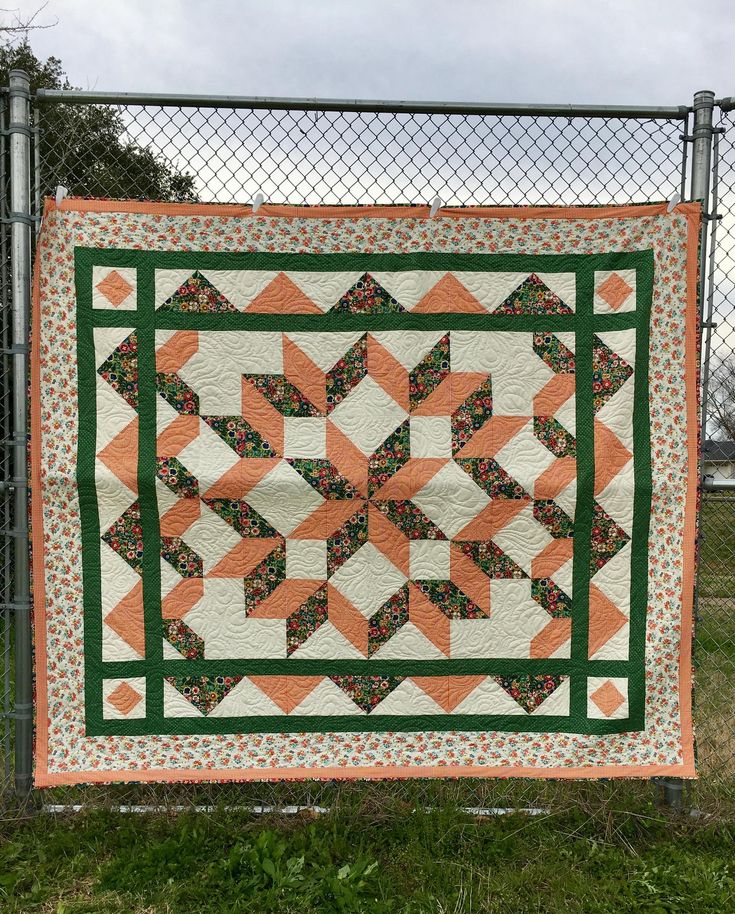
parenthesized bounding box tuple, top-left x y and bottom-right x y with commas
(1, 801, 734, 913)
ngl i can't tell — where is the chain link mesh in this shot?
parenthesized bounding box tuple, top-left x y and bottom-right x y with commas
(695, 108, 735, 811)
(4, 97, 730, 815)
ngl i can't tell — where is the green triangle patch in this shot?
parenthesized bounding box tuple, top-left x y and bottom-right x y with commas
(97, 332, 138, 410)
(333, 273, 405, 313)
(329, 674, 405, 713)
(496, 274, 573, 315)
(160, 271, 237, 312)
(494, 674, 566, 713)
(460, 541, 527, 579)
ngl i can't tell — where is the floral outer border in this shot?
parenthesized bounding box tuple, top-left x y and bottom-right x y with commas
(31, 200, 698, 785)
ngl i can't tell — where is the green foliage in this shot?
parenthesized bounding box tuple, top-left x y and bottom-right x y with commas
(0, 40, 197, 202)
(1, 805, 735, 913)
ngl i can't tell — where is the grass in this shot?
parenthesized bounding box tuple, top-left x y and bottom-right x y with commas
(2, 801, 735, 914)
(0, 497, 734, 913)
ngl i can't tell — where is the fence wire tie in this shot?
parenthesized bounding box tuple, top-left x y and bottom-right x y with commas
(1, 122, 37, 138)
(1, 212, 37, 227)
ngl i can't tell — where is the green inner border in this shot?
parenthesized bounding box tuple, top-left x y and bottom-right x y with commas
(74, 249, 653, 737)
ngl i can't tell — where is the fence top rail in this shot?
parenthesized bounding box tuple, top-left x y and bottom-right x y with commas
(32, 88, 690, 119)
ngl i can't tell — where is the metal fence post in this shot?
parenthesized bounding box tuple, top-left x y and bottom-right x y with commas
(692, 90, 716, 438)
(661, 88, 718, 814)
(8, 69, 33, 798)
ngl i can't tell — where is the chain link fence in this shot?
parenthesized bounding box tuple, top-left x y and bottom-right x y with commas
(4, 84, 734, 816)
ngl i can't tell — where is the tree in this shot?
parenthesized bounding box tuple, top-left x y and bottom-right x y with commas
(709, 355, 735, 441)
(0, 40, 197, 202)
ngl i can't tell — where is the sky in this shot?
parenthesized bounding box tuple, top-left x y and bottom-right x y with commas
(8, 0, 735, 105)
(9, 1, 735, 437)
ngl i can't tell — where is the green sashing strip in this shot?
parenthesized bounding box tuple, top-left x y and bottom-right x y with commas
(569, 260, 595, 724)
(74, 248, 652, 737)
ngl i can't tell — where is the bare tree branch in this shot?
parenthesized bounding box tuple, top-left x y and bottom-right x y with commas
(0, 3, 57, 41)
(709, 355, 735, 440)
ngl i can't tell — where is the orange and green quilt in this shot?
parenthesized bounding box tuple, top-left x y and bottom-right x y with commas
(32, 200, 698, 785)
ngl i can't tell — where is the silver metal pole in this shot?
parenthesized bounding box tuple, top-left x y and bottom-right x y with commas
(9, 70, 33, 798)
(34, 87, 689, 120)
(700, 128, 720, 448)
(32, 108, 40, 233)
(691, 90, 715, 301)
(666, 89, 718, 814)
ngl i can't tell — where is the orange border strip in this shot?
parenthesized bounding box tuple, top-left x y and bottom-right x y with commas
(31, 200, 698, 786)
(44, 197, 698, 221)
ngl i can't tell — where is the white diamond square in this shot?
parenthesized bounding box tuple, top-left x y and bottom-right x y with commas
(286, 539, 327, 579)
(329, 542, 407, 617)
(329, 375, 408, 456)
(244, 459, 324, 536)
(410, 416, 452, 458)
(409, 539, 450, 579)
(412, 460, 490, 538)
(284, 417, 327, 458)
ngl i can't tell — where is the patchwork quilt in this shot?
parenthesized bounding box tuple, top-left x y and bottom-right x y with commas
(32, 200, 698, 785)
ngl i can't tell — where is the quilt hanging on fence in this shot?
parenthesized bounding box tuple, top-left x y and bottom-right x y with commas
(32, 200, 698, 785)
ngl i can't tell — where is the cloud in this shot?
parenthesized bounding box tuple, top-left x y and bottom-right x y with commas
(10, 0, 735, 103)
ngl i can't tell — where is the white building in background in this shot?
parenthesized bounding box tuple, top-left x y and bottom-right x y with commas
(703, 440, 735, 480)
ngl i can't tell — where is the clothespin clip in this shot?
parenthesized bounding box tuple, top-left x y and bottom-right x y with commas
(55, 185, 68, 207)
(667, 192, 681, 213)
(429, 196, 442, 218)
(252, 192, 264, 214)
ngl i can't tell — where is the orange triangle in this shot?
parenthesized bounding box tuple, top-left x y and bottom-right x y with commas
(159, 498, 200, 537)
(588, 584, 627, 657)
(533, 373, 576, 416)
(98, 418, 138, 494)
(408, 581, 450, 655)
(456, 497, 529, 541)
(327, 421, 368, 497)
(157, 415, 200, 457)
(530, 617, 572, 658)
(449, 545, 490, 614)
(535, 457, 577, 500)
(531, 538, 574, 579)
(373, 458, 447, 500)
(241, 378, 284, 454)
(328, 583, 368, 656)
(162, 577, 204, 620)
(412, 675, 486, 712)
(105, 580, 145, 656)
(594, 419, 632, 496)
(367, 335, 409, 410)
(369, 504, 410, 575)
(246, 272, 322, 313)
(414, 273, 486, 313)
(455, 415, 529, 458)
(203, 457, 281, 499)
(156, 331, 199, 373)
(249, 579, 323, 618)
(290, 499, 366, 539)
(283, 335, 327, 413)
(249, 675, 323, 714)
(209, 537, 282, 578)
(412, 372, 488, 416)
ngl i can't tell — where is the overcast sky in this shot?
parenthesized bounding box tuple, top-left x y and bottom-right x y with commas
(10, 0, 735, 105)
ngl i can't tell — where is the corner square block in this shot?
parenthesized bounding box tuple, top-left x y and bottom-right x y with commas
(410, 416, 452, 458)
(284, 417, 327, 459)
(286, 539, 328, 579)
(409, 539, 451, 579)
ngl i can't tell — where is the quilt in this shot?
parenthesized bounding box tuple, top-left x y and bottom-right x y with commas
(32, 200, 698, 785)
